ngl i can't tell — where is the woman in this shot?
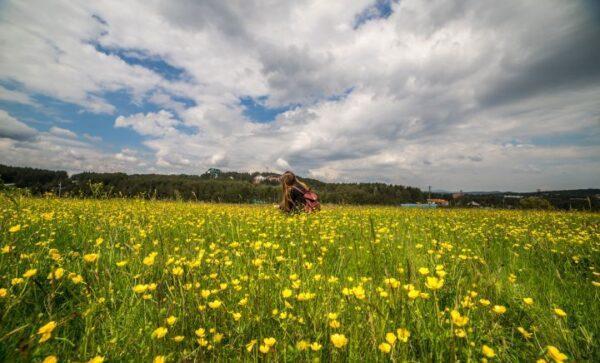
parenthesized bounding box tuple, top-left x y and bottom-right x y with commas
(279, 171, 320, 213)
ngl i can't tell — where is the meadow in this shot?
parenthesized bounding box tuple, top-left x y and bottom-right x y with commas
(0, 197, 598, 362)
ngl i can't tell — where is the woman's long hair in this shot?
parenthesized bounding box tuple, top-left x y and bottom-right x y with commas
(280, 171, 309, 212)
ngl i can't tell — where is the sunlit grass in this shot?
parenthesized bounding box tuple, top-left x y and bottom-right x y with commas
(1, 197, 598, 362)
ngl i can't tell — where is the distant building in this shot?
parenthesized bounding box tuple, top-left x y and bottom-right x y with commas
(427, 198, 449, 207)
(452, 191, 464, 200)
(467, 201, 481, 207)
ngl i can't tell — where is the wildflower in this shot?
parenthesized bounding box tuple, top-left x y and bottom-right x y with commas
(425, 276, 444, 290)
(396, 328, 410, 342)
(173, 336, 185, 342)
(116, 260, 128, 267)
(546, 346, 567, 362)
(171, 266, 184, 276)
(296, 340, 310, 351)
(281, 289, 293, 298)
(553, 308, 567, 317)
(166, 316, 177, 325)
(0, 288, 7, 298)
(48, 268, 64, 280)
(378, 342, 392, 353)
(152, 327, 168, 339)
(408, 289, 420, 299)
(88, 356, 104, 363)
(133, 284, 148, 293)
(523, 297, 534, 306)
(246, 339, 257, 352)
(70, 274, 84, 284)
(38, 321, 57, 343)
(450, 310, 469, 327)
(23, 269, 37, 278)
(195, 328, 206, 337)
(330, 333, 348, 348)
(43, 356, 58, 363)
(479, 299, 491, 306)
(264, 337, 276, 347)
(482, 345, 496, 358)
(259, 345, 270, 353)
(455, 329, 466, 338)
(418, 267, 430, 275)
(329, 320, 341, 328)
(385, 332, 397, 345)
(492, 305, 506, 315)
(517, 327, 532, 339)
(154, 356, 166, 363)
(208, 299, 222, 309)
(9, 225, 21, 233)
(311, 342, 323, 351)
(83, 253, 99, 263)
(232, 312, 242, 321)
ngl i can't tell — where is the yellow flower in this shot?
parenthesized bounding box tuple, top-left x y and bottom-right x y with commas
(523, 297, 534, 306)
(9, 225, 21, 233)
(450, 310, 469, 327)
(116, 260, 128, 267)
(418, 267, 430, 276)
(88, 356, 104, 363)
(195, 328, 206, 337)
(330, 333, 348, 348)
(38, 321, 57, 343)
(425, 276, 444, 290)
(482, 345, 496, 358)
(208, 299, 222, 309)
(263, 337, 276, 347)
(553, 308, 567, 317)
(83, 253, 99, 263)
(70, 274, 84, 284)
(385, 332, 396, 345)
(454, 329, 466, 338)
(479, 299, 491, 306)
(23, 269, 37, 278)
(311, 342, 323, 351)
(378, 342, 392, 353)
(173, 335, 185, 342)
(546, 346, 567, 362)
(396, 328, 410, 342)
(245, 339, 257, 352)
(517, 327, 532, 339)
(259, 345, 270, 354)
(166, 316, 177, 325)
(296, 340, 310, 351)
(153, 356, 166, 363)
(133, 284, 148, 293)
(408, 289, 420, 299)
(48, 268, 64, 280)
(43, 355, 58, 363)
(0, 288, 7, 298)
(281, 289, 293, 298)
(492, 305, 506, 315)
(152, 327, 168, 339)
(171, 266, 184, 276)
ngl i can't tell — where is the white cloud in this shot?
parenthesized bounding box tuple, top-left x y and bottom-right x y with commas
(0, 110, 38, 140)
(49, 126, 77, 139)
(0, 0, 598, 190)
(0, 85, 36, 106)
(115, 110, 181, 137)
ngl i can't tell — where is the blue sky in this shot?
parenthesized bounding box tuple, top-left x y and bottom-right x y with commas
(0, 0, 598, 191)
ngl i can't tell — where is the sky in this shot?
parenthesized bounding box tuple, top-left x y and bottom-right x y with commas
(0, 0, 599, 192)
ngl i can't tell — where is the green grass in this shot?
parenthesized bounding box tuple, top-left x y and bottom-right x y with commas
(0, 197, 598, 362)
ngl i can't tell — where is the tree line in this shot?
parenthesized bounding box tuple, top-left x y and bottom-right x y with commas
(0, 164, 425, 205)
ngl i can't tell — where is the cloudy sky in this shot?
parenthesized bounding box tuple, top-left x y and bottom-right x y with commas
(1, 0, 599, 191)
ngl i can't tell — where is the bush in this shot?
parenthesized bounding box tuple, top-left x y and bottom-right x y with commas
(519, 196, 552, 210)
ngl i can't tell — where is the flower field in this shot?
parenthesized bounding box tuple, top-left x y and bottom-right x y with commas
(1, 198, 599, 362)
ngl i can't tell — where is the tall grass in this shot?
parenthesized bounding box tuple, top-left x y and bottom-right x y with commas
(0, 197, 598, 362)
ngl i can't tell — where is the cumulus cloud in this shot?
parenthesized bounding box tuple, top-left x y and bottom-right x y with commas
(115, 110, 182, 137)
(0, 0, 598, 190)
